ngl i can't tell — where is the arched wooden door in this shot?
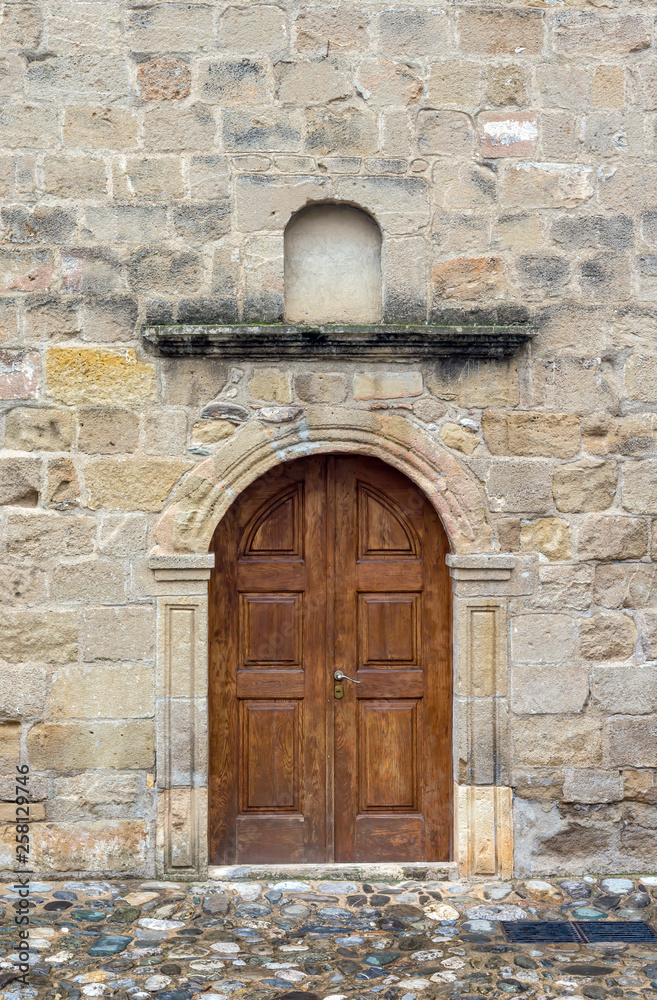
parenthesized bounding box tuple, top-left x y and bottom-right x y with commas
(208, 455, 452, 865)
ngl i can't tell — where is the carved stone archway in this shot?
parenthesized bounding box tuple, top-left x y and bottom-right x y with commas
(150, 406, 517, 879)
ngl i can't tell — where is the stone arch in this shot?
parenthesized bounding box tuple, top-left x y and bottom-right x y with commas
(152, 406, 493, 556)
(284, 202, 383, 323)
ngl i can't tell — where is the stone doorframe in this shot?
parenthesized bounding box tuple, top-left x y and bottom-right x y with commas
(149, 406, 520, 879)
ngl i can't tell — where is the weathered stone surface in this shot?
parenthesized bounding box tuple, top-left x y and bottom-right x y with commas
(521, 518, 572, 562)
(249, 368, 293, 403)
(562, 769, 623, 805)
(427, 359, 519, 408)
(46, 348, 156, 405)
(578, 515, 648, 561)
(0, 349, 39, 398)
(85, 458, 191, 511)
(353, 372, 422, 400)
(511, 614, 577, 663)
(432, 257, 506, 300)
(511, 662, 588, 716)
(592, 663, 657, 715)
(51, 773, 143, 820)
(78, 407, 139, 454)
(0, 457, 41, 506)
(594, 564, 657, 609)
(52, 559, 126, 605)
(27, 720, 155, 769)
(296, 373, 346, 404)
(553, 458, 618, 513)
(137, 57, 191, 101)
(0, 664, 47, 720)
(5, 513, 95, 557)
(81, 607, 155, 662)
(29, 820, 148, 873)
(513, 716, 602, 767)
(63, 105, 138, 148)
(6, 406, 73, 451)
(486, 460, 552, 514)
(482, 411, 579, 458)
(0, 610, 77, 662)
(191, 419, 235, 444)
(606, 716, 657, 768)
(50, 664, 154, 719)
(0, 721, 21, 767)
(580, 612, 637, 661)
(440, 423, 479, 455)
(623, 460, 657, 514)
(45, 456, 80, 509)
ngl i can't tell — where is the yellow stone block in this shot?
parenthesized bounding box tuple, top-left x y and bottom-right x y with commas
(46, 347, 156, 405)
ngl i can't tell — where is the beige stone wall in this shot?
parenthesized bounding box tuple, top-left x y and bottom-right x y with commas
(1, 0, 657, 876)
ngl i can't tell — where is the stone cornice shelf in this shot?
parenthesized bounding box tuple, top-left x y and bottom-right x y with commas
(142, 323, 537, 360)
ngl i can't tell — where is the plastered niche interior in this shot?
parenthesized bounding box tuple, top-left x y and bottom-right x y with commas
(284, 203, 382, 323)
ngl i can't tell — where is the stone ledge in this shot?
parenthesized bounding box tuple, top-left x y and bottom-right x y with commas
(446, 553, 516, 581)
(149, 553, 215, 581)
(207, 861, 460, 883)
(142, 323, 537, 360)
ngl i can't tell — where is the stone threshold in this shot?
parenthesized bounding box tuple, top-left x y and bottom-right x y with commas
(207, 861, 459, 883)
(142, 322, 536, 360)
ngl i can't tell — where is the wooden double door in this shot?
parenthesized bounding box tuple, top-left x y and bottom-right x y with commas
(209, 456, 452, 864)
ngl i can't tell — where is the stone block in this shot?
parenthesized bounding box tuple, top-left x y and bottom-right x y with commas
(191, 419, 234, 444)
(27, 720, 155, 770)
(294, 8, 370, 55)
(137, 56, 191, 101)
(85, 457, 191, 512)
(172, 201, 230, 243)
(0, 722, 21, 768)
(6, 513, 94, 557)
(160, 357, 228, 407)
(248, 368, 293, 403)
(142, 104, 216, 151)
(0, 103, 58, 148)
(502, 163, 595, 210)
(552, 214, 634, 253)
(486, 65, 527, 108)
(0, 558, 47, 605)
(43, 154, 107, 198)
(432, 257, 506, 301)
(277, 59, 351, 105)
(50, 773, 143, 820)
(482, 411, 579, 458)
(553, 458, 618, 513)
(521, 518, 572, 562)
(112, 155, 184, 201)
(562, 769, 623, 805)
(478, 113, 537, 159)
(63, 105, 138, 149)
(518, 255, 571, 298)
(0, 610, 77, 663)
(83, 204, 168, 243)
(189, 155, 231, 200)
(98, 514, 148, 558)
(219, 4, 288, 54)
(511, 614, 577, 664)
(223, 109, 301, 153)
(625, 355, 657, 403)
(51, 559, 125, 605)
(0, 248, 53, 292)
(25, 50, 129, 101)
(578, 252, 631, 303)
(81, 606, 155, 662)
(606, 716, 657, 768)
(534, 358, 616, 414)
(344, 178, 431, 238)
(623, 460, 657, 514)
(458, 10, 544, 55)
(0, 664, 47, 719)
(50, 663, 154, 719)
(2, 204, 76, 244)
(594, 563, 657, 610)
(353, 372, 422, 400)
(512, 715, 602, 767)
(577, 515, 649, 561)
(46, 348, 156, 406)
(534, 564, 593, 613)
(45, 456, 80, 509)
(22, 296, 80, 343)
(295, 373, 346, 404)
(378, 9, 449, 56)
(198, 57, 271, 105)
(511, 662, 588, 715)
(235, 174, 328, 232)
(592, 66, 625, 110)
(417, 111, 474, 157)
(26, 820, 148, 873)
(80, 297, 138, 345)
(0, 457, 40, 506)
(552, 12, 651, 58)
(440, 423, 480, 455)
(0, 802, 45, 822)
(486, 459, 552, 514)
(305, 106, 378, 157)
(61, 248, 121, 295)
(580, 612, 637, 661)
(126, 247, 202, 294)
(426, 60, 482, 108)
(5, 407, 74, 451)
(356, 59, 422, 108)
(125, 4, 214, 51)
(428, 359, 519, 408)
(0, 350, 40, 399)
(592, 663, 657, 715)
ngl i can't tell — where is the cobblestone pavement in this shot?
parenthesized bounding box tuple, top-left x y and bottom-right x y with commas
(2, 875, 657, 1000)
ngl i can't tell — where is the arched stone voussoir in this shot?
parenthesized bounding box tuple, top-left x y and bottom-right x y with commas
(152, 405, 493, 555)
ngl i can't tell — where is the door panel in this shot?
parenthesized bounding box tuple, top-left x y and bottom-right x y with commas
(209, 455, 451, 864)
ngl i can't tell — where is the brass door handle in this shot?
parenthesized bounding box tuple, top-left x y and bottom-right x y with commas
(334, 669, 360, 684)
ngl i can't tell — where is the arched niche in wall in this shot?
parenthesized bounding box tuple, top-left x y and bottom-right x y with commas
(284, 203, 382, 324)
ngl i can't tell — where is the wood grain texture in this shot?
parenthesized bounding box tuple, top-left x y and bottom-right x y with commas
(209, 455, 452, 864)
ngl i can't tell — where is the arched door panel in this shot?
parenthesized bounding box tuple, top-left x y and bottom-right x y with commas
(208, 456, 452, 864)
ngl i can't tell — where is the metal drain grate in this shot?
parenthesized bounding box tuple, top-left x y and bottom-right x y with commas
(502, 921, 657, 944)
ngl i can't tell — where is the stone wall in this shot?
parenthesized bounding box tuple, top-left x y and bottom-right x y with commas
(1, 0, 657, 876)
